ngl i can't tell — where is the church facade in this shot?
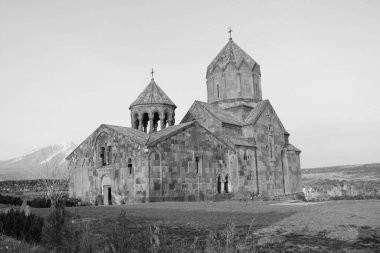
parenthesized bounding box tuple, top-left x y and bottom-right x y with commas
(66, 36, 301, 205)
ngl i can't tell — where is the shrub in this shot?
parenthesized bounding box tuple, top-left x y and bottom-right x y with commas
(27, 198, 51, 208)
(27, 197, 80, 208)
(41, 205, 69, 248)
(64, 198, 80, 207)
(0, 193, 80, 209)
(0, 194, 23, 206)
(0, 209, 44, 243)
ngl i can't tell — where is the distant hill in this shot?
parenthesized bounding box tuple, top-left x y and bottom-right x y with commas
(302, 163, 380, 184)
(0, 142, 76, 180)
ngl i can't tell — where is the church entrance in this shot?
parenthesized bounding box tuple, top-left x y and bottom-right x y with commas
(101, 175, 112, 205)
(103, 185, 112, 205)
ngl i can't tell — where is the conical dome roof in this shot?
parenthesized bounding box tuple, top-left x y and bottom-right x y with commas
(129, 79, 176, 109)
(206, 39, 257, 78)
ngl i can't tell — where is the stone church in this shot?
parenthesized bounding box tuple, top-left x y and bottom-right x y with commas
(66, 35, 301, 205)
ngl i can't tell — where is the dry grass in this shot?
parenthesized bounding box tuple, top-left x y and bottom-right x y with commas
(32, 200, 380, 245)
(302, 163, 380, 184)
(1, 200, 380, 252)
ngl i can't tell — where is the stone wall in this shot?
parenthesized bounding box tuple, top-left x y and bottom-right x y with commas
(185, 103, 224, 135)
(148, 125, 234, 201)
(236, 147, 258, 194)
(242, 105, 288, 196)
(206, 63, 261, 104)
(68, 125, 147, 204)
(283, 150, 302, 193)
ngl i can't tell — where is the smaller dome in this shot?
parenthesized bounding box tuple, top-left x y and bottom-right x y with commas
(129, 79, 176, 109)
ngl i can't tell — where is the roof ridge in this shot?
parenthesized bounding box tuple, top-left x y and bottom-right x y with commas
(244, 100, 269, 125)
(196, 101, 243, 125)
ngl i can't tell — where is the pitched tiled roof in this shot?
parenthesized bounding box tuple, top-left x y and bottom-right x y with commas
(147, 122, 194, 146)
(104, 124, 149, 145)
(207, 39, 258, 78)
(67, 120, 238, 160)
(129, 79, 176, 108)
(244, 100, 269, 125)
(195, 101, 244, 126)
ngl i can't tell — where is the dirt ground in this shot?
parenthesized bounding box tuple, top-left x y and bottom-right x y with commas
(32, 199, 380, 252)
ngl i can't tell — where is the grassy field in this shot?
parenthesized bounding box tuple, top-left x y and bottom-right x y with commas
(301, 163, 380, 201)
(0, 164, 379, 251)
(30, 200, 380, 252)
(302, 163, 380, 184)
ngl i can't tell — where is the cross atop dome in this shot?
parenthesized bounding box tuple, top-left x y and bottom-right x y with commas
(151, 68, 154, 80)
(228, 28, 232, 40)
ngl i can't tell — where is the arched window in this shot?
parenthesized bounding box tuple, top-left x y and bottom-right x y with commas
(142, 113, 149, 133)
(152, 112, 160, 132)
(163, 112, 169, 129)
(217, 175, 222, 194)
(224, 175, 229, 193)
(217, 84, 220, 97)
(107, 146, 112, 164)
(128, 158, 133, 175)
(96, 133, 111, 167)
(134, 114, 139, 129)
(100, 147, 106, 166)
(195, 156, 200, 174)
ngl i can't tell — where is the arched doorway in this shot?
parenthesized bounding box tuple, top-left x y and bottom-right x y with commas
(101, 175, 112, 205)
(217, 175, 222, 194)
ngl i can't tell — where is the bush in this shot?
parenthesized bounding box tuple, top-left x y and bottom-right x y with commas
(0, 209, 44, 243)
(41, 205, 69, 248)
(27, 197, 81, 209)
(0, 193, 81, 209)
(64, 198, 81, 207)
(0, 194, 23, 206)
(27, 198, 51, 208)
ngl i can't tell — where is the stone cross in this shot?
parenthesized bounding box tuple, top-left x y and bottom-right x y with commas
(228, 28, 232, 39)
(151, 68, 154, 79)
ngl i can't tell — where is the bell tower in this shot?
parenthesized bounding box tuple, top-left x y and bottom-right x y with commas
(129, 70, 176, 133)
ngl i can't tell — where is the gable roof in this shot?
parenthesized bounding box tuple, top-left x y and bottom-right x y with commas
(66, 124, 150, 160)
(184, 100, 245, 126)
(66, 121, 234, 160)
(147, 122, 194, 146)
(207, 39, 258, 78)
(243, 100, 286, 131)
(129, 79, 176, 109)
(105, 124, 149, 144)
(244, 100, 269, 125)
(147, 121, 233, 149)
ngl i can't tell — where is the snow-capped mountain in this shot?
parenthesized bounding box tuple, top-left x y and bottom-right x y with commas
(0, 142, 76, 180)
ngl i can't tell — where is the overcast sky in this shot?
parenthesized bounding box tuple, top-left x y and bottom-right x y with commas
(0, 0, 379, 168)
